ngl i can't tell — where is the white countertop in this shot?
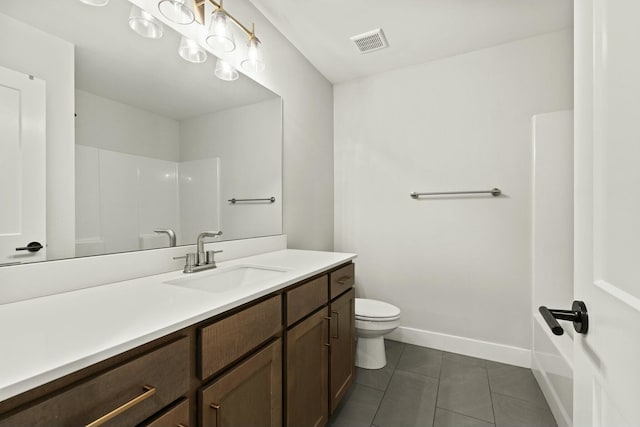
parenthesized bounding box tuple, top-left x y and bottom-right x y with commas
(0, 249, 356, 402)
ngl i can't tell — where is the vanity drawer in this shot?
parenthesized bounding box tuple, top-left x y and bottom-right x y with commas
(330, 263, 355, 299)
(286, 275, 328, 326)
(141, 398, 189, 427)
(0, 337, 189, 427)
(199, 295, 282, 380)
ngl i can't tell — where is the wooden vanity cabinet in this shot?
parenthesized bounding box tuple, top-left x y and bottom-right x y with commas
(0, 337, 190, 427)
(329, 288, 356, 413)
(286, 308, 330, 427)
(0, 261, 356, 427)
(140, 398, 190, 427)
(199, 295, 282, 380)
(285, 262, 356, 426)
(200, 339, 282, 427)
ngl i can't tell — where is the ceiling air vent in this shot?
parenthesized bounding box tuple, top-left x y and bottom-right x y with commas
(350, 28, 388, 54)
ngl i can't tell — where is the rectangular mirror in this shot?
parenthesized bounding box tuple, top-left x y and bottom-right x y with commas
(0, 0, 282, 266)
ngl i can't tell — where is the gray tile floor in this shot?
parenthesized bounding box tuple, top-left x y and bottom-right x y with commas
(329, 340, 557, 427)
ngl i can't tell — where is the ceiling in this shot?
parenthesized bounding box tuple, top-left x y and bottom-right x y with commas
(0, 0, 278, 120)
(249, 0, 573, 83)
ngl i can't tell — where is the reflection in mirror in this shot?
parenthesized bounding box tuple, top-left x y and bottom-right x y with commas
(0, 0, 282, 266)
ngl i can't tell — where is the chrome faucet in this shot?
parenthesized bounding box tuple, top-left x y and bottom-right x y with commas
(179, 231, 224, 274)
(154, 229, 177, 247)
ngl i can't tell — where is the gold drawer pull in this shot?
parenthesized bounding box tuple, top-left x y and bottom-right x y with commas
(323, 316, 331, 347)
(211, 403, 222, 426)
(336, 276, 351, 285)
(85, 385, 156, 427)
(332, 311, 340, 339)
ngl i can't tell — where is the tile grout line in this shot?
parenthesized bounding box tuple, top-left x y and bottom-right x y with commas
(486, 362, 498, 425)
(489, 390, 552, 409)
(369, 342, 407, 427)
(433, 407, 496, 426)
(431, 351, 444, 427)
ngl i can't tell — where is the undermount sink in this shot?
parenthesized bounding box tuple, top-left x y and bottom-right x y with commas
(165, 265, 291, 294)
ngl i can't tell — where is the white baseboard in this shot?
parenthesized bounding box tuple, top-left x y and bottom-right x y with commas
(387, 326, 531, 368)
(531, 353, 572, 427)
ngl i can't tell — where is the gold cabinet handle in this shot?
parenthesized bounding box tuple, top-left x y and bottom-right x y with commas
(332, 311, 340, 339)
(336, 276, 351, 285)
(323, 316, 331, 347)
(210, 403, 222, 427)
(85, 385, 156, 427)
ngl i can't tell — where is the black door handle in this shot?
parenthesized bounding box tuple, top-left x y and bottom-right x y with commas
(15, 242, 43, 253)
(539, 300, 588, 336)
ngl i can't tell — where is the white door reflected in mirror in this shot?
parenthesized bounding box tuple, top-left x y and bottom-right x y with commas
(0, 66, 46, 266)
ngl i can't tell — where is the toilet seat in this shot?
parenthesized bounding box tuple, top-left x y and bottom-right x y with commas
(356, 314, 401, 322)
(355, 298, 401, 321)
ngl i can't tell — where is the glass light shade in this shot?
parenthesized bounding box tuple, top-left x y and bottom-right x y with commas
(214, 58, 239, 81)
(79, 0, 109, 6)
(206, 10, 236, 53)
(129, 6, 164, 39)
(178, 37, 208, 63)
(241, 37, 265, 73)
(158, 0, 195, 25)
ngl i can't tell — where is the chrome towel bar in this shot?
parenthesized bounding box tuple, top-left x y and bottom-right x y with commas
(410, 188, 501, 198)
(228, 197, 276, 204)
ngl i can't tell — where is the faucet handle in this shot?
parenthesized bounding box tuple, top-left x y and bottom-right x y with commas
(206, 250, 223, 265)
(185, 253, 196, 267)
(173, 253, 196, 264)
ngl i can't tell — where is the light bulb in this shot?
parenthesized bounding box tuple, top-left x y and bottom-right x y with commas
(214, 58, 239, 81)
(158, 0, 195, 25)
(129, 6, 164, 39)
(241, 37, 265, 72)
(206, 10, 236, 53)
(178, 37, 208, 63)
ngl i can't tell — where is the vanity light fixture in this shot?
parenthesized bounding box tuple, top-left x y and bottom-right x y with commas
(129, 6, 165, 39)
(193, 0, 266, 73)
(206, 1, 236, 53)
(214, 58, 239, 81)
(241, 26, 265, 73)
(158, 0, 196, 25)
(79, 0, 109, 6)
(179, 37, 208, 63)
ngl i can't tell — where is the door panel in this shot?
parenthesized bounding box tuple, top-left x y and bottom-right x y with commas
(0, 65, 46, 265)
(200, 339, 282, 427)
(574, 0, 640, 425)
(286, 308, 329, 427)
(330, 288, 355, 414)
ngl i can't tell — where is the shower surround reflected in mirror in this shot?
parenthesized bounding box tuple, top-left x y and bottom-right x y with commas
(0, 0, 282, 266)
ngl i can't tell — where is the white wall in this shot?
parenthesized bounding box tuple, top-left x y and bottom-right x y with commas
(75, 90, 180, 161)
(334, 30, 573, 360)
(132, 0, 334, 251)
(0, 13, 75, 260)
(180, 98, 283, 241)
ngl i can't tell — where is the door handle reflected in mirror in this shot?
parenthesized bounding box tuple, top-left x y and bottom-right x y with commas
(15, 242, 43, 252)
(539, 300, 588, 336)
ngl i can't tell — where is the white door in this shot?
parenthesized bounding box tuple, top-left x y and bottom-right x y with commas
(0, 65, 46, 265)
(574, 0, 640, 425)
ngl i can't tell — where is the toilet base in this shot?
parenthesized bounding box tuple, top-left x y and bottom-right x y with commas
(355, 336, 387, 370)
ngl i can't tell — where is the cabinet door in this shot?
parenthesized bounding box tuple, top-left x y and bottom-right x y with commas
(329, 288, 355, 413)
(200, 339, 282, 427)
(286, 308, 329, 427)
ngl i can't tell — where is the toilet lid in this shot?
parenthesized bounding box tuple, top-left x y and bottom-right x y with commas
(355, 298, 401, 320)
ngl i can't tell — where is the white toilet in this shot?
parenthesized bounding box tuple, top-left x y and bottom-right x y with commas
(355, 298, 401, 369)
